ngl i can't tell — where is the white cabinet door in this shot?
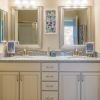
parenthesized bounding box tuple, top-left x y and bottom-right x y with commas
(82, 73, 100, 100)
(0, 72, 19, 100)
(20, 72, 40, 100)
(59, 72, 80, 100)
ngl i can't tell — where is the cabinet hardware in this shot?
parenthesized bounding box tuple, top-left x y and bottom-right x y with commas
(46, 75, 54, 78)
(81, 75, 84, 82)
(77, 75, 80, 82)
(46, 85, 53, 87)
(17, 75, 19, 82)
(46, 97, 54, 100)
(46, 66, 53, 69)
(20, 75, 23, 81)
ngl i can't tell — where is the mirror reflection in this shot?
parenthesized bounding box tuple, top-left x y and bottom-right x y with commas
(59, 7, 94, 48)
(64, 9, 87, 45)
(18, 10, 38, 44)
(11, 7, 43, 48)
(0, 9, 8, 42)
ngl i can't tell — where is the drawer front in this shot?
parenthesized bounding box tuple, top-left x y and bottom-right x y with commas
(42, 63, 58, 71)
(0, 63, 40, 71)
(60, 63, 100, 71)
(42, 82, 58, 90)
(42, 91, 58, 100)
(42, 72, 58, 81)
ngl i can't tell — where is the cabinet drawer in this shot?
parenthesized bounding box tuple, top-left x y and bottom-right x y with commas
(0, 63, 40, 71)
(42, 72, 58, 81)
(42, 63, 58, 71)
(42, 82, 58, 90)
(60, 63, 100, 71)
(42, 91, 58, 100)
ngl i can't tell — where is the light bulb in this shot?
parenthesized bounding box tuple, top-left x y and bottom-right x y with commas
(22, 0, 28, 7)
(80, 0, 88, 6)
(74, 0, 80, 6)
(66, 0, 72, 5)
(30, 0, 37, 8)
(15, 0, 23, 8)
(15, 0, 21, 6)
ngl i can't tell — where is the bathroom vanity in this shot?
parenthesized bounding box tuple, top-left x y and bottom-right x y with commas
(0, 57, 100, 100)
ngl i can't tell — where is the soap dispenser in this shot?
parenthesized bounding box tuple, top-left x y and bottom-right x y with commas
(7, 40, 15, 56)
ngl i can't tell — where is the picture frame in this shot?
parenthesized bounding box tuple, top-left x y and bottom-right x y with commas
(45, 10, 56, 34)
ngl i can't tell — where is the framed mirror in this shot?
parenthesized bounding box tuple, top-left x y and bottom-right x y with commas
(11, 6, 43, 48)
(0, 9, 8, 42)
(59, 6, 95, 48)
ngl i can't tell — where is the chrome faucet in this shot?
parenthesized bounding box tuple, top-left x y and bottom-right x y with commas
(23, 49, 27, 56)
(73, 48, 79, 56)
(47, 47, 50, 56)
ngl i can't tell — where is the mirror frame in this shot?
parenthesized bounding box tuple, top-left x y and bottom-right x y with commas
(11, 6, 43, 49)
(0, 9, 8, 42)
(58, 6, 95, 49)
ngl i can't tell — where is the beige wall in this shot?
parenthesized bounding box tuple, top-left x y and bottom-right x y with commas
(0, 0, 8, 11)
(94, 0, 100, 53)
(8, 0, 93, 50)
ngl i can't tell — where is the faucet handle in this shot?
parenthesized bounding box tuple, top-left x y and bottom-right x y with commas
(27, 50, 33, 55)
(73, 48, 79, 56)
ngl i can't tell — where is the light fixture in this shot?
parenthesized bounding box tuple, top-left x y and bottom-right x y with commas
(30, 0, 37, 8)
(64, 0, 88, 8)
(22, 0, 28, 6)
(30, 0, 35, 6)
(15, 0, 22, 8)
(14, 0, 37, 8)
(15, 0, 20, 5)
(66, 0, 72, 5)
(73, 0, 80, 6)
(80, 0, 88, 6)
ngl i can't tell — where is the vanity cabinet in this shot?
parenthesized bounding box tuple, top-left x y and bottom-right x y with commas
(59, 72, 100, 100)
(0, 72, 40, 100)
(0, 63, 40, 100)
(0, 62, 100, 100)
(20, 72, 40, 100)
(59, 72, 80, 100)
(0, 72, 19, 100)
(42, 63, 58, 100)
(59, 63, 100, 100)
(81, 73, 100, 100)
